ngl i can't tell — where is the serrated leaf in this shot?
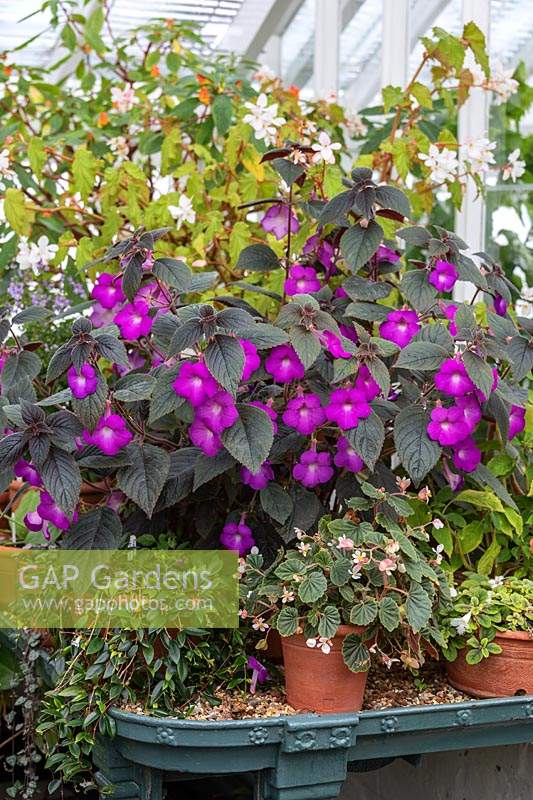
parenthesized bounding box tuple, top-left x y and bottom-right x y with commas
(153, 258, 192, 293)
(62, 507, 121, 550)
(318, 606, 341, 639)
(378, 597, 401, 631)
(397, 226, 430, 246)
(204, 334, 244, 396)
(454, 489, 504, 513)
(340, 221, 383, 271)
(149, 366, 183, 424)
(345, 412, 384, 471)
(396, 341, 448, 370)
(343, 275, 391, 302)
(405, 583, 432, 632)
(212, 93, 233, 135)
(374, 186, 410, 216)
(414, 323, 454, 352)
(4, 188, 34, 236)
(508, 335, 533, 381)
(456, 254, 487, 290)
(193, 450, 236, 491)
(114, 374, 155, 402)
(221, 404, 273, 472)
(298, 571, 328, 603)
(71, 146, 100, 202)
(2, 351, 41, 390)
(238, 324, 289, 349)
(72, 375, 107, 431)
(318, 190, 355, 225)
(330, 558, 352, 586)
(394, 406, 441, 485)
(400, 270, 436, 310)
(289, 326, 321, 369)
(350, 598, 378, 625)
(167, 318, 204, 356)
(462, 350, 494, 399)
(260, 483, 293, 524)
(41, 448, 81, 517)
(117, 444, 170, 517)
(96, 334, 129, 367)
(342, 634, 370, 673)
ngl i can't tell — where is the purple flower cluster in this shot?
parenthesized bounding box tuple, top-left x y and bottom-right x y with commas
(67, 364, 99, 400)
(83, 412, 133, 456)
(220, 521, 255, 555)
(284, 264, 321, 296)
(380, 309, 420, 348)
(428, 260, 458, 293)
(293, 447, 333, 488)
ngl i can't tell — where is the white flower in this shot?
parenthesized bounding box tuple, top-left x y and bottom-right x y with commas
(252, 617, 269, 632)
(294, 528, 306, 540)
(281, 588, 295, 604)
(127, 535, 137, 549)
(432, 519, 444, 530)
(489, 576, 505, 588)
(489, 60, 518, 104)
(352, 549, 368, 565)
(450, 610, 472, 636)
(109, 136, 129, 160)
(243, 93, 285, 146)
(344, 112, 367, 138)
(459, 137, 496, 175)
(0, 149, 12, 176)
(418, 144, 458, 183)
(17, 235, 57, 273)
(111, 86, 136, 113)
(463, 50, 485, 86)
(502, 149, 526, 182)
(336, 536, 354, 551)
(297, 541, 311, 556)
(168, 194, 196, 228)
(311, 131, 342, 165)
(449, 586, 458, 598)
(433, 543, 444, 565)
(306, 637, 332, 654)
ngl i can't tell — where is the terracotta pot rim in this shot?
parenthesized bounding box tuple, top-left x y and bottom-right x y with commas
(494, 630, 533, 641)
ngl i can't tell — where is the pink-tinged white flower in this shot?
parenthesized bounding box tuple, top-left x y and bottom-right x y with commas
(253, 64, 276, 82)
(336, 536, 354, 551)
(488, 60, 518, 104)
(17, 235, 57, 273)
(252, 616, 269, 632)
(352, 549, 368, 566)
(432, 519, 444, 530)
(418, 144, 458, 184)
(168, 194, 196, 228)
(311, 131, 342, 165)
(378, 557, 397, 576)
(450, 610, 472, 635)
(111, 86, 136, 113)
(502, 149, 526, 182)
(344, 112, 367, 138)
(281, 588, 295, 603)
(109, 136, 129, 160)
(459, 137, 496, 176)
(489, 576, 504, 588)
(243, 93, 285, 145)
(385, 541, 400, 556)
(306, 637, 332, 655)
(297, 541, 312, 556)
(433, 543, 445, 565)
(0, 148, 12, 176)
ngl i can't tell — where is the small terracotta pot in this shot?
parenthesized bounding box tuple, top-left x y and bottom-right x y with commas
(281, 624, 368, 713)
(446, 630, 533, 698)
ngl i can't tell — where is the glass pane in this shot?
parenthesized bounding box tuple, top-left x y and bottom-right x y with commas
(281, 0, 315, 95)
(339, 0, 383, 96)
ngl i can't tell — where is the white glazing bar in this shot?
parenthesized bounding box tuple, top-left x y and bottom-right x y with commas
(314, 0, 341, 97)
(381, 0, 410, 89)
(454, 0, 491, 302)
(263, 35, 282, 75)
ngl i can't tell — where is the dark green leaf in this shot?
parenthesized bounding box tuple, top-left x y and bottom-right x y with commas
(394, 406, 441, 484)
(508, 335, 533, 381)
(114, 374, 155, 402)
(318, 190, 354, 225)
(342, 634, 370, 673)
(276, 606, 299, 637)
(405, 583, 432, 632)
(260, 483, 293, 524)
(117, 444, 170, 517)
(204, 334, 244, 395)
(221, 404, 274, 472)
(463, 350, 494, 398)
(298, 571, 327, 603)
(396, 341, 448, 370)
(397, 226, 430, 246)
(400, 270, 436, 310)
(350, 599, 378, 625)
(378, 597, 401, 631)
(41, 448, 81, 517)
(238, 323, 288, 349)
(62, 507, 121, 549)
(149, 365, 183, 424)
(340, 221, 383, 271)
(345, 412, 384, 471)
(318, 606, 341, 639)
(152, 258, 191, 293)
(193, 450, 236, 491)
(289, 326, 321, 369)
(374, 186, 410, 216)
(237, 244, 280, 272)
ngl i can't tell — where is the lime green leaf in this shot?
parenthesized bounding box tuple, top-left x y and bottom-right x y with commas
(455, 490, 504, 513)
(463, 21, 489, 77)
(4, 188, 34, 236)
(72, 147, 100, 202)
(27, 137, 46, 180)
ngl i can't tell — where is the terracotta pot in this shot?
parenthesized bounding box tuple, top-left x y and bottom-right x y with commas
(281, 624, 368, 713)
(446, 630, 533, 698)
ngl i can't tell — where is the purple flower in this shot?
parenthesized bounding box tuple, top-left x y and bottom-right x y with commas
(220, 521, 255, 555)
(91, 273, 125, 309)
(428, 260, 458, 293)
(265, 345, 305, 383)
(114, 299, 153, 340)
(24, 510, 45, 532)
(261, 204, 299, 240)
(189, 418, 222, 456)
(455, 395, 482, 433)
(14, 460, 41, 487)
(248, 656, 270, 693)
(37, 492, 78, 531)
(442, 303, 458, 336)
(508, 405, 526, 440)
(90, 302, 116, 329)
(335, 286, 348, 299)
(142, 250, 154, 270)
(376, 245, 400, 263)
(442, 460, 464, 492)
(303, 235, 334, 273)
(136, 281, 172, 312)
(325, 388, 371, 430)
(434, 357, 475, 398)
(452, 437, 481, 473)
(196, 391, 238, 434)
(82, 413, 133, 456)
(333, 437, 364, 472)
(339, 323, 358, 344)
(320, 330, 351, 359)
(172, 362, 219, 407)
(293, 448, 333, 488)
(241, 462, 274, 490)
(379, 309, 420, 348)
(282, 392, 325, 435)
(474, 368, 498, 403)
(493, 294, 508, 317)
(354, 365, 380, 401)
(427, 406, 471, 446)
(67, 364, 99, 400)
(240, 339, 260, 381)
(284, 264, 321, 296)
(249, 401, 278, 433)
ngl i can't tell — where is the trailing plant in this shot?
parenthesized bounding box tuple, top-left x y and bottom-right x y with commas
(440, 574, 533, 664)
(241, 482, 450, 672)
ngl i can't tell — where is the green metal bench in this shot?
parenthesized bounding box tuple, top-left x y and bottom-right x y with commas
(94, 695, 533, 799)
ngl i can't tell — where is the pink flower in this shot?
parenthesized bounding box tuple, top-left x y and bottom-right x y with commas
(293, 448, 333, 488)
(282, 392, 325, 435)
(379, 558, 397, 576)
(14, 460, 41, 487)
(37, 492, 78, 531)
(434, 357, 475, 397)
(196, 391, 238, 434)
(452, 437, 481, 473)
(325, 388, 371, 430)
(249, 401, 278, 433)
(427, 406, 471, 446)
(261, 204, 299, 240)
(189, 418, 222, 456)
(333, 437, 364, 472)
(354, 364, 380, 401)
(508, 405, 526, 440)
(172, 362, 219, 407)
(320, 330, 351, 359)
(265, 345, 305, 383)
(114, 299, 153, 340)
(67, 364, 99, 400)
(91, 273, 125, 309)
(240, 339, 260, 381)
(82, 413, 133, 456)
(241, 462, 274, 490)
(379, 309, 420, 348)
(339, 323, 358, 344)
(284, 264, 321, 296)
(220, 522, 255, 555)
(428, 260, 458, 292)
